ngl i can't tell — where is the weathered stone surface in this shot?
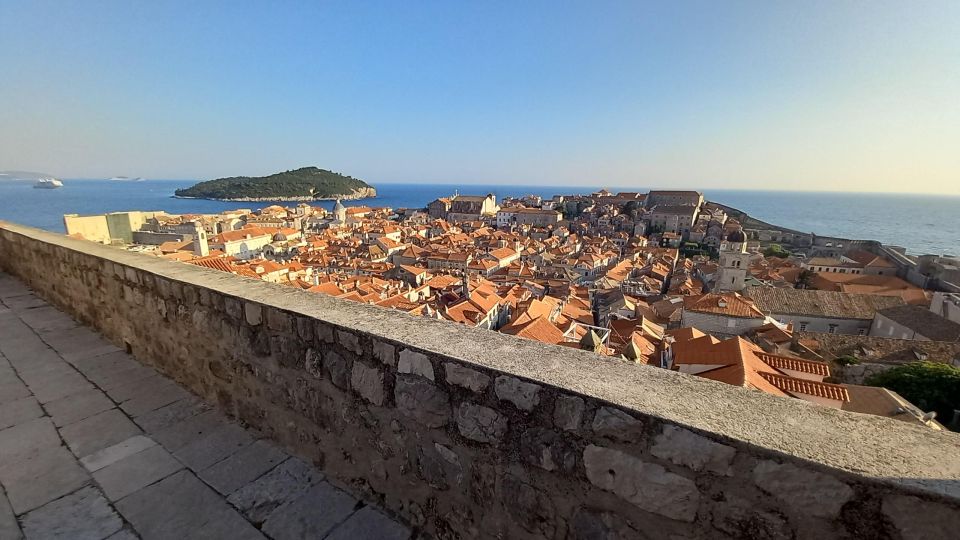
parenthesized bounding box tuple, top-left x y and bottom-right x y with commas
(0, 396, 42, 430)
(553, 395, 584, 431)
(244, 302, 262, 326)
(0, 487, 20, 540)
(398, 349, 435, 381)
(455, 402, 508, 443)
(337, 329, 363, 354)
(571, 507, 646, 540)
(503, 473, 557, 537)
(173, 423, 253, 472)
(20, 486, 122, 540)
(711, 493, 791, 540)
(592, 407, 645, 442)
(882, 494, 960, 540)
(304, 348, 323, 378)
(583, 445, 699, 523)
(494, 375, 540, 411)
(199, 439, 288, 495)
(752, 461, 853, 518)
(373, 340, 397, 366)
(227, 458, 324, 524)
(417, 444, 449, 489)
(394, 374, 450, 428)
(315, 322, 334, 343)
(326, 505, 411, 540)
(324, 350, 352, 389)
(351, 362, 386, 405)
(651, 426, 735, 475)
(45, 388, 113, 427)
(0, 446, 90, 515)
(261, 482, 357, 539)
(444, 363, 490, 392)
(60, 409, 142, 458)
(519, 428, 576, 472)
(80, 435, 157, 472)
(93, 444, 184, 501)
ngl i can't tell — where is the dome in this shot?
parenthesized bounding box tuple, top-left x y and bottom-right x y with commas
(726, 229, 746, 243)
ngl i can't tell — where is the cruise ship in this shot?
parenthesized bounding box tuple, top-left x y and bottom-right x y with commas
(33, 178, 64, 189)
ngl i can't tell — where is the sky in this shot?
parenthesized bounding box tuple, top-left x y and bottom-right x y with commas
(1, 1, 958, 194)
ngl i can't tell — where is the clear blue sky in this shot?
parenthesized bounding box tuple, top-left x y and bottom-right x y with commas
(1, 1, 958, 193)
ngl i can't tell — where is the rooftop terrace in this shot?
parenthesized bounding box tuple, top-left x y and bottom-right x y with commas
(1, 220, 959, 539)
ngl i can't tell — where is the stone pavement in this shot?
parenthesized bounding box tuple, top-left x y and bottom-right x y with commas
(0, 273, 412, 540)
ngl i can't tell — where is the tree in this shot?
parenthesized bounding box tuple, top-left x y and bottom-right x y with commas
(866, 362, 960, 430)
(796, 269, 815, 289)
(763, 244, 791, 258)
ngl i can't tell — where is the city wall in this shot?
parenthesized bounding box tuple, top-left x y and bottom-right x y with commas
(1, 221, 959, 539)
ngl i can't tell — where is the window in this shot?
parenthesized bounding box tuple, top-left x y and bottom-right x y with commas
(828, 324, 838, 334)
(857, 328, 866, 336)
(798, 322, 808, 331)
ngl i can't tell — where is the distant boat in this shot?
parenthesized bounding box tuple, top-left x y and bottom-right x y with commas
(110, 176, 147, 182)
(33, 178, 64, 189)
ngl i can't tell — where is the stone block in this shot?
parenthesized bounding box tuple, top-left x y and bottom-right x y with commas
(519, 428, 576, 472)
(752, 460, 853, 519)
(244, 302, 262, 326)
(315, 322, 334, 343)
(0, 488, 20, 540)
(199, 439, 288, 496)
(224, 297, 242, 320)
(45, 388, 114, 427)
(173, 423, 254, 472)
(398, 349, 435, 381)
(882, 494, 960, 540)
(592, 406, 645, 442)
(0, 396, 42, 430)
(651, 426, 735, 475)
(337, 329, 363, 354)
(494, 375, 540, 411)
(351, 362, 386, 405)
(326, 505, 411, 540)
(502, 473, 557, 537)
(0, 446, 91, 515)
(444, 363, 490, 392)
(262, 482, 358, 540)
(93, 443, 184, 501)
(0, 417, 62, 465)
(80, 435, 158, 472)
(60, 408, 142, 459)
(20, 486, 122, 540)
(455, 402, 508, 443)
(324, 350, 352, 389)
(394, 374, 450, 428)
(266, 308, 292, 333)
(373, 340, 397, 366)
(227, 457, 324, 524)
(583, 444, 699, 523)
(553, 395, 585, 431)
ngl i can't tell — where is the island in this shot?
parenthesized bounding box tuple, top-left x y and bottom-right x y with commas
(173, 167, 376, 201)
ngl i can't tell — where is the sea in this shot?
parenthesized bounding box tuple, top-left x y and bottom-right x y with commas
(0, 179, 956, 256)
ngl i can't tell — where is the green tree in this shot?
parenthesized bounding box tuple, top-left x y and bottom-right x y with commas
(763, 244, 791, 258)
(796, 269, 815, 289)
(866, 362, 960, 430)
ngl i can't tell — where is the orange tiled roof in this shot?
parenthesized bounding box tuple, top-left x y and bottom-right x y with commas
(758, 372, 850, 401)
(755, 353, 831, 377)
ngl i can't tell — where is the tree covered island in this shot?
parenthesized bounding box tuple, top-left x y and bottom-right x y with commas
(174, 167, 376, 201)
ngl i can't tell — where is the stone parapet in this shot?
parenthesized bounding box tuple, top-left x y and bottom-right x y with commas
(2, 221, 959, 539)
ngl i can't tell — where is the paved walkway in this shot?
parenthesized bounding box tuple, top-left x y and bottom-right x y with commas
(0, 273, 411, 540)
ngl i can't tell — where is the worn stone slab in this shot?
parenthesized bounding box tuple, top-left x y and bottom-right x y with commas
(119, 381, 191, 418)
(133, 396, 212, 434)
(0, 487, 22, 540)
(116, 470, 262, 539)
(0, 417, 61, 465)
(172, 422, 253, 472)
(1, 294, 47, 312)
(41, 327, 120, 362)
(0, 375, 31, 406)
(20, 485, 122, 540)
(0, 446, 91, 515)
(93, 444, 184, 501)
(60, 409, 142, 459)
(104, 373, 171, 404)
(28, 371, 94, 405)
(149, 409, 227, 451)
(105, 528, 138, 540)
(45, 388, 114, 427)
(261, 482, 358, 540)
(81, 435, 158, 473)
(326, 505, 410, 540)
(199, 439, 288, 495)
(227, 457, 324, 524)
(753, 460, 853, 519)
(16, 306, 79, 335)
(0, 396, 43, 430)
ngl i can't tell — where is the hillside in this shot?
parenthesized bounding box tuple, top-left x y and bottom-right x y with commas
(173, 167, 376, 201)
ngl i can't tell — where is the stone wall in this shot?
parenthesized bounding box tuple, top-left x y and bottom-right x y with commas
(2, 221, 960, 540)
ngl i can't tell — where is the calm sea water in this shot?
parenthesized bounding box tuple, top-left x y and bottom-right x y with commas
(0, 179, 956, 255)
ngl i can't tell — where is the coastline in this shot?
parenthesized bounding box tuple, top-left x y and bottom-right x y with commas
(171, 194, 377, 202)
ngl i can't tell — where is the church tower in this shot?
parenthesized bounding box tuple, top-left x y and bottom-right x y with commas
(333, 199, 346, 224)
(715, 228, 749, 292)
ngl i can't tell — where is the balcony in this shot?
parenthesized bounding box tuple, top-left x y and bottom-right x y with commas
(2, 220, 959, 539)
